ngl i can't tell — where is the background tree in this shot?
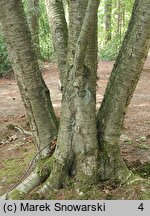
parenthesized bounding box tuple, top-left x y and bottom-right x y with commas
(104, 0, 112, 43)
(0, 0, 150, 200)
(0, 0, 135, 76)
(98, 0, 134, 60)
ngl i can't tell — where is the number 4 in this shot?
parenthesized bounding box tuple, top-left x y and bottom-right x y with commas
(138, 203, 144, 211)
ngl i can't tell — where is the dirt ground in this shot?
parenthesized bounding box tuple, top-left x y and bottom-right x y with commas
(0, 56, 150, 196)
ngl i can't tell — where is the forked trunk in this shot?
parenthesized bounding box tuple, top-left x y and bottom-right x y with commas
(1, 0, 150, 200)
(37, 0, 100, 196)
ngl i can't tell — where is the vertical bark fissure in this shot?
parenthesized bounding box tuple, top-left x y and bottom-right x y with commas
(97, 0, 150, 181)
(0, 0, 58, 157)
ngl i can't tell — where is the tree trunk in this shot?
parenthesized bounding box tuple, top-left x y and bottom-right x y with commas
(104, 0, 112, 43)
(0, 0, 58, 157)
(45, 0, 68, 87)
(36, 0, 100, 197)
(1, 0, 150, 200)
(97, 0, 150, 182)
(27, 0, 41, 58)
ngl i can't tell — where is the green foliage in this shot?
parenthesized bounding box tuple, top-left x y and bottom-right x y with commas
(99, 37, 121, 60)
(0, 34, 11, 76)
(98, 0, 134, 61)
(0, 0, 135, 76)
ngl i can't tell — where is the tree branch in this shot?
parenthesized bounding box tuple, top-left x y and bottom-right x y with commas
(74, 0, 100, 72)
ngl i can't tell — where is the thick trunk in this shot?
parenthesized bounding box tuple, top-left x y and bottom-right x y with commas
(27, 0, 40, 58)
(56, 0, 99, 182)
(0, 0, 58, 157)
(2, 0, 150, 201)
(97, 0, 150, 182)
(104, 0, 112, 43)
(36, 0, 100, 197)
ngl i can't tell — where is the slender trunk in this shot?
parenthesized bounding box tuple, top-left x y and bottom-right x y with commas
(0, 0, 58, 157)
(45, 0, 68, 86)
(122, 2, 125, 29)
(27, 0, 40, 58)
(104, 0, 112, 43)
(117, 0, 122, 41)
(97, 0, 150, 182)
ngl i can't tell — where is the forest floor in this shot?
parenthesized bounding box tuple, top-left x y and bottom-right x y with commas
(0, 56, 150, 199)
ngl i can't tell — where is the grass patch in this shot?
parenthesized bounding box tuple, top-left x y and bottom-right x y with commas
(0, 144, 35, 196)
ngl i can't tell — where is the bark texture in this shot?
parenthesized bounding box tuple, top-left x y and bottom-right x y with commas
(1, 0, 150, 200)
(35, 0, 100, 197)
(97, 0, 150, 182)
(0, 0, 58, 157)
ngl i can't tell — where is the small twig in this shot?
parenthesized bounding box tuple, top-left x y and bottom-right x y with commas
(14, 125, 33, 136)
(5, 137, 57, 197)
(7, 124, 32, 136)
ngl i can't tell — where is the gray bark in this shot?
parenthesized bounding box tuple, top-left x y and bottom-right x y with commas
(0, 0, 58, 157)
(97, 0, 150, 182)
(1, 0, 150, 200)
(36, 0, 100, 196)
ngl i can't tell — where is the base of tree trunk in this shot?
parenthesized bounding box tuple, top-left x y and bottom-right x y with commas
(1, 154, 150, 200)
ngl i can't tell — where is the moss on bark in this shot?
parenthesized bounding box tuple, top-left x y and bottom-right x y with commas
(9, 190, 26, 200)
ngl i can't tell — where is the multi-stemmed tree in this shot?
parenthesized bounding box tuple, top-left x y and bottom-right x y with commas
(0, 0, 150, 199)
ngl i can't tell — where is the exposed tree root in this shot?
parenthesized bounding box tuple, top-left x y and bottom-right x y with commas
(4, 171, 42, 200)
(0, 157, 52, 200)
(31, 160, 70, 199)
(1, 152, 149, 200)
(7, 124, 33, 136)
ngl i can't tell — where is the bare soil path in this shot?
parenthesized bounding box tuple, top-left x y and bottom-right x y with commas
(0, 56, 150, 195)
